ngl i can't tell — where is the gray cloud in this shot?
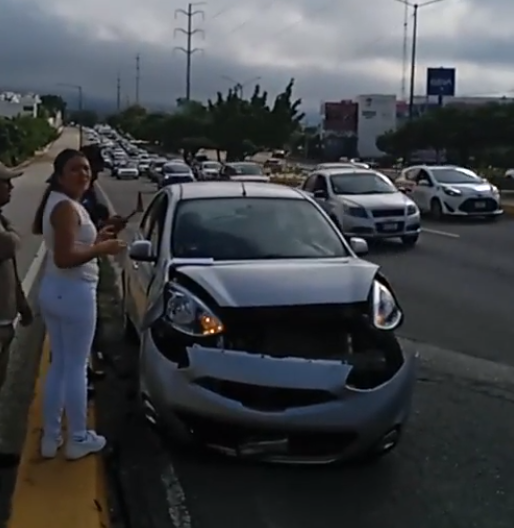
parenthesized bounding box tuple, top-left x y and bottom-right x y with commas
(0, 0, 513, 113)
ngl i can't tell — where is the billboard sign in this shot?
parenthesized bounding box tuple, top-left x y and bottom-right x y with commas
(426, 68, 455, 96)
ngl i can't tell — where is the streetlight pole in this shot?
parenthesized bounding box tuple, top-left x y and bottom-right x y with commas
(57, 83, 84, 147)
(221, 75, 261, 98)
(395, 0, 446, 120)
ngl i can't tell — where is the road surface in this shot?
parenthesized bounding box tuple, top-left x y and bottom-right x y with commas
(93, 172, 514, 528)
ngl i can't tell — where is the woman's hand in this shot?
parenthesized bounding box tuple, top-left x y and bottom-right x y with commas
(96, 226, 116, 242)
(104, 215, 128, 233)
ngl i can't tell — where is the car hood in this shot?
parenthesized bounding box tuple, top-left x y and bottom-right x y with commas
(175, 258, 378, 307)
(335, 192, 412, 209)
(441, 182, 495, 194)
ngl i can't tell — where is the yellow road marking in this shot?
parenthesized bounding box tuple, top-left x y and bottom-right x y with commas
(7, 336, 110, 528)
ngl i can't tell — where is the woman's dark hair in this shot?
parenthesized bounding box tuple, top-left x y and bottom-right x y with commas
(32, 149, 86, 234)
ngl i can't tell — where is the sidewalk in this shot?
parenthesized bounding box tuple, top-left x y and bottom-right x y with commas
(6, 336, 109, 528)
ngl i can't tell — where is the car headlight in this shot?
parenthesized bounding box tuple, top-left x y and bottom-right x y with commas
(442, 187, 461, 196)
(371, 280, 402, 330)
(406, 204, 418, 215)
(491, 185, 499, 196)
(165, 282, 224, 337)
(346, 206, 368, 217)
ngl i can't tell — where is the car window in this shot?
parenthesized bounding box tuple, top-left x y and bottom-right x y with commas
(303, 174, 317, 192)
(163, 163, 190, 174)
(171, 197, 348, 260)
(329, 172, 397, 194)
(313, 175, 328, 192)
(139, 194, 167, 248)
(416, 169, 432, 183)
(404, 169, 419, 181)
(229, 163, 263, 175)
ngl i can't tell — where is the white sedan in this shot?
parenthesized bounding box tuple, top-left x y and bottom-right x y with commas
(395, 165, 502, 219)
(301, 168, 421, 246)
(116, 164, 139, 180)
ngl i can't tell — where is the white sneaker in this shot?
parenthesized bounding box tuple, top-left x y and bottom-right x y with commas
(65, 430, 106, 460)
(40, 435, 64, 458)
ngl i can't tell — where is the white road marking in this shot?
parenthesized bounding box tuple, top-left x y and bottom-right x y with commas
(421, 227, 460, 238)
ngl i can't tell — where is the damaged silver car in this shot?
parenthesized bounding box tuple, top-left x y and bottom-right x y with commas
(122, 181, 417, 464)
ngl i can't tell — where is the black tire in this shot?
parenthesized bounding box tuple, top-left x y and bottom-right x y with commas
(401, 234, 418, 247)
(429, 198, 443, 220)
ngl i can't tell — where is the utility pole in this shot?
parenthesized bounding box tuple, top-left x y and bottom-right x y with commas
(174, 3, 205, 100)
(116, 73, 121, 111)
(135, 54, 140, 105)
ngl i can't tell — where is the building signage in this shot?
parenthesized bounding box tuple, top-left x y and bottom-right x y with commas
(426, 68, 455, 97)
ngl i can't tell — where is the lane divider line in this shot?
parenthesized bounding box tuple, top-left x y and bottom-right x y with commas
(420, 227, 460, 238)
(7, 336, 110, 528)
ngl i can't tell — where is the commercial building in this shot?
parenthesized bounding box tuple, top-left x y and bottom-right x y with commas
(0, 92, 40, 118)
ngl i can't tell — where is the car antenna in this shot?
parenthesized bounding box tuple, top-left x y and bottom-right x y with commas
(241, 182, 247, 196)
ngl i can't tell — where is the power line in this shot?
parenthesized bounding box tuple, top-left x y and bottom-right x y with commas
(174, 3, 205, 101)
(135, 53, 141, 105)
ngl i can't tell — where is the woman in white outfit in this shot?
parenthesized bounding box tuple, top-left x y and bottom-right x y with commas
(32, 148, 125, 460)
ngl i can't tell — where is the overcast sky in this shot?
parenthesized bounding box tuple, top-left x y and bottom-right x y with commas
(2, 0, 514, 112)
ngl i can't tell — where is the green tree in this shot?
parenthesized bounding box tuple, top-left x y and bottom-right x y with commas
(40, 94, 67, 117)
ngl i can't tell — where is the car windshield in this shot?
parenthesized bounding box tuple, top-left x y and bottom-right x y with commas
(172, 197, 348, 260)
(230, 163, 263, 175)
(431, 168, 481, 184)
(164, 164, 189, 174)
(163, 175, 194, 184)
(330, 173, 397, 194)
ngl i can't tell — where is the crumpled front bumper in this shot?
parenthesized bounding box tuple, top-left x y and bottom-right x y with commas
(139, 330, 417, 463)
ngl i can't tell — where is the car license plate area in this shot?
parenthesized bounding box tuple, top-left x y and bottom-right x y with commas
(474, 201, 486, 209)
(377, 222, 404, 233)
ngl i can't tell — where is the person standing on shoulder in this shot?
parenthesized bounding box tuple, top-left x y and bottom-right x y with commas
(32, 149, 125, 460)
(0, 165, 32, 390)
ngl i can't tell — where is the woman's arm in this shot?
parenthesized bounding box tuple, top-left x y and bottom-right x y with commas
(50, 201, 105, 268)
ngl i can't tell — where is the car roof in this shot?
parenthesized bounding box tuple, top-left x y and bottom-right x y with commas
(317, 168, 378, 176)
(226, 161, 259, 166)
(167, 181, 305, 201)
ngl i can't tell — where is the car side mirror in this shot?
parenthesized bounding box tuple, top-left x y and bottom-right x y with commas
(418, 179, 430, 186)
(313, 189, 328, 199)
(129, 240, 156, 262)
(349, 237, 368, 255)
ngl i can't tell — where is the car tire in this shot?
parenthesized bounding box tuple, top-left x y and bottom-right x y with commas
(429, 198, 443, 220)
(401, 234, 418, 247)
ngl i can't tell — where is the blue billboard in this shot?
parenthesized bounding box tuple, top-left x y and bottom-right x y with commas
(426, 68, 455, 96)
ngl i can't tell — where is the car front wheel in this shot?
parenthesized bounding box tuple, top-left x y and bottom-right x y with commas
(430, 198, 443, 219)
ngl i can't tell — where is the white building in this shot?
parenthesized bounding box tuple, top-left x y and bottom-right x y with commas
(356, 94, 397, 158)
(0, 92, 40, 118)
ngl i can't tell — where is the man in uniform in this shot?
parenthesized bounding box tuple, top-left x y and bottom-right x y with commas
(0, 164, 32, 391)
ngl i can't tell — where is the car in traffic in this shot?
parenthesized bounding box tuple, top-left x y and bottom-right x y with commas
(115, 163, 139, 180)
(220, 162, 265, 180)
(395, 165, 502, 219)
(301, 168, 420, 247)
(122, 181, 416, 464)
(158, 162, 195, 188)
(198, 161, 222, 180)
(147, 158, 169, 182)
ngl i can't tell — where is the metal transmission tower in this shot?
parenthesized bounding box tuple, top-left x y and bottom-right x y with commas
(116, 72, 121, 111)
(174, 3, 205, 100)
(135, 53, 141, 105)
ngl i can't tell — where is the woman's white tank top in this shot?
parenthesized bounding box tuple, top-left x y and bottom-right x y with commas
(42, 191, 99, 282)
